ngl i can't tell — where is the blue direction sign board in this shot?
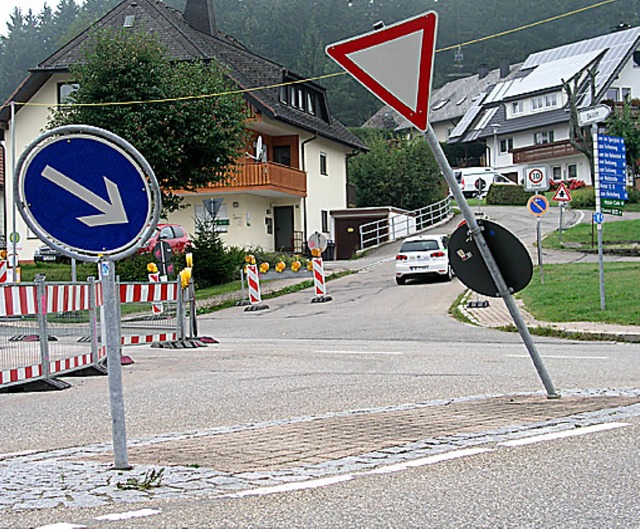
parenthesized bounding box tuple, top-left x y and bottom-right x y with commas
(17, 128, 157, 258)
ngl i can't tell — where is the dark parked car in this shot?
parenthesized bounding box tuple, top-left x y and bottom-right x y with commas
(34, 245, 69, 264)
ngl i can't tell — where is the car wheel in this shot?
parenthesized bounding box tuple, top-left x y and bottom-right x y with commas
(444, 266, 454, 282)
(395, 277, 406, 285)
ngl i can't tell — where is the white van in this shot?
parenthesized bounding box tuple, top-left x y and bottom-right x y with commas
(452, 167, 514, 198)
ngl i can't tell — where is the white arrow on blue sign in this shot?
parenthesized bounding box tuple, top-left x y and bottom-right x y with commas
(16, 127, 160, 259)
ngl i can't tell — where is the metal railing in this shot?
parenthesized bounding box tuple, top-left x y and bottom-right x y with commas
(359, 197, 453, 251)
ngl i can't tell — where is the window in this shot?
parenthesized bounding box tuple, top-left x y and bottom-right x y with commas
(511, 101, 524, 114)
(320, 152, 328, 176)
(273, 145, 291, 166)
(532, 93, 558, 111)
(321, 210, 329, 232)
(499, 138, 513, 153)
(306, 93, 316, 115)
(553, 166, 562, 180)
(606, 87, 619, 101)
(58, 83, 78, 104)
(279, 77, 325, 119)
(622, 87, 632, 101)
(534, 130, 554, 145)
(568, 164, 577, 179)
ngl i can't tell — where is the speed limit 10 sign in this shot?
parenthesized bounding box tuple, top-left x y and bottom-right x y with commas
(524, 165, 550, 192)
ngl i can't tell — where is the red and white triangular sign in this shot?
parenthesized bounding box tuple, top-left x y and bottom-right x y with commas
(326, 12, 438, 131)
(552, 182, 572, 202)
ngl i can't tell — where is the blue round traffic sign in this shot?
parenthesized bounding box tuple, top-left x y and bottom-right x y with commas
(16, 126, 160, 260)
(527, 195, 549, 217)
(593, 212, 605, 224)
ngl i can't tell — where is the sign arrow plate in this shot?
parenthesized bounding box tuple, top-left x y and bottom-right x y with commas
(16, 126, 160, 261)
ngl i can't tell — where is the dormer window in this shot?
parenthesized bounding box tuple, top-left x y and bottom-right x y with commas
(279, 77, 327, 120)
(123, 15, 135, 28)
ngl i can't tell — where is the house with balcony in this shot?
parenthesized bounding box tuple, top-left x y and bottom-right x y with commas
(0, 0, 366, 261)
(448, 26, 640, 184)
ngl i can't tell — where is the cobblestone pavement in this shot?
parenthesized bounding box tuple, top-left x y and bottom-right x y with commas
(2, 389, 639, 512)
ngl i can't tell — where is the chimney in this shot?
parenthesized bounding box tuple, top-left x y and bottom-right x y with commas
(499, 59, 510, 78)
(478, 63, 490, 79)
(183, 0, 218, 36)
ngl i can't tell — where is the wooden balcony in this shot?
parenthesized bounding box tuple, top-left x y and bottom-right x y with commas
(203, 162, 307, 197)
(511, 140, 580, 164)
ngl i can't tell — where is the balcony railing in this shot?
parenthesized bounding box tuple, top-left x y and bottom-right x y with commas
(511, 140, 580, 164)
(204, 161, 307, 196)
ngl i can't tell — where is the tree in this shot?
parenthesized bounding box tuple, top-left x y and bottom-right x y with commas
(606, 100, 640, 184)
(348, 128, 447, 210)
(49, 29, 249, 212)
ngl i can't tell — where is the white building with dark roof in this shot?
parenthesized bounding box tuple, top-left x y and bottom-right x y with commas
(448, 26, 640, 184)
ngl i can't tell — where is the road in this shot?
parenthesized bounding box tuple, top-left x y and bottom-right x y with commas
(0, 207, 639, 528)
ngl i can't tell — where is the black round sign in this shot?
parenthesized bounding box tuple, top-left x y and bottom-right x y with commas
(474, 178, 487, 191)
(449, 219, 533, 297)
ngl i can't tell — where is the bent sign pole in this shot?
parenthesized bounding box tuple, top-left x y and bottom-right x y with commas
(327, 13, 559, 398)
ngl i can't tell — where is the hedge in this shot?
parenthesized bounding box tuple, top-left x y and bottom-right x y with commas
(486, 184, 531, 205)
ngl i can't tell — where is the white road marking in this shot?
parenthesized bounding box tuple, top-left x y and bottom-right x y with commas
(227, 475, 354, 498)
(36, 523, 87, 529)
(366, 447, 493, 475)
(94, 509, 162, 521)
(505, 354, 609, 360)
(314, 350, 403, 355)
(499, 422, 630, 447)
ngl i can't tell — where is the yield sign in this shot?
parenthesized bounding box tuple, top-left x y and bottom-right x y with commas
(552, 182, 572, 202)
(326, 12, 438, 131)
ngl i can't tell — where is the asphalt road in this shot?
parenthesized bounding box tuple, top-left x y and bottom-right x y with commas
(1, 206, 639, 528)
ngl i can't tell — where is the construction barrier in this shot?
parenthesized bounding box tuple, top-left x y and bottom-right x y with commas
(311, 258, 332, 303)
(0, 278, 105, 391)
(118, 280, 183, 346)
(1, 277, 186, 392)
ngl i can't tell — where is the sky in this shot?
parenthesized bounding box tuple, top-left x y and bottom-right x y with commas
(0, 1, 56, 36)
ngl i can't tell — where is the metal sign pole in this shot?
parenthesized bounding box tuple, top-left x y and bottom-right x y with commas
(424, 125, 559, 398)
(101, 259, 130, 470)
(593, 127, 606, 310)
(536, 216, 544, 284)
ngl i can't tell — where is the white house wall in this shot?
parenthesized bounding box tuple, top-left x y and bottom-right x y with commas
(4, 73, 69, 263)
(301, 135, 350, 240)
(609, 58, 640, 99)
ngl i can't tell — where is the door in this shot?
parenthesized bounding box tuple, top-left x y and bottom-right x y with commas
(274, 206, 294, 252)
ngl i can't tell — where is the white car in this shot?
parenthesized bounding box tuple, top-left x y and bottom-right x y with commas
(452, 167, 514, 198)
(395, 234, 453, 285)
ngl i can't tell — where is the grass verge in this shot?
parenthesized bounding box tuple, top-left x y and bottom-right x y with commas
(543, 218, 640, 252)
(519, 262, 639, 325)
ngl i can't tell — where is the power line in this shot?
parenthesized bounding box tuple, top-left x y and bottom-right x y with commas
(0, 0, 622, 112)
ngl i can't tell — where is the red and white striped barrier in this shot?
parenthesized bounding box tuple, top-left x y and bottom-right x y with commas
(246, 264, 262, 304)
(46, 284, 99, 313)
(0, 364, 43, 386)
(0, 260, 7, 283)
(120, 282, 179, 304)
(312, 258, 327, 296)
(121, 333, 177, 346)
(0, 285, 39, 316)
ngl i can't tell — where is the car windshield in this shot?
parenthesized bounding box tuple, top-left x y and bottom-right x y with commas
(400, 240, 440, 252)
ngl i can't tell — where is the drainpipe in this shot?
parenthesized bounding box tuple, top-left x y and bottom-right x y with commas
(301, 132, 318, 251)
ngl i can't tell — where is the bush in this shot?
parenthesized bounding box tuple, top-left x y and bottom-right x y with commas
(116, 252, 159, 282)
(486, 184, 531, 205)
(184, 217, 236, 288)
(570, 186, 596, 209)
(627, 187, 640, 204)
